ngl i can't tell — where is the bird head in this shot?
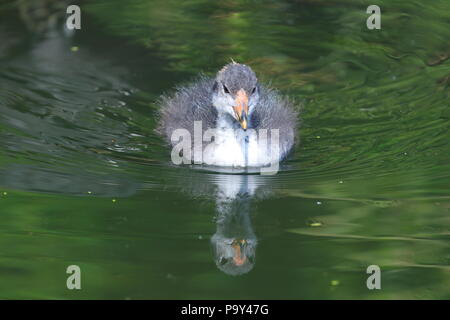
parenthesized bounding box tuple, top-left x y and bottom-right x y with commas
(212, 62, 259, 130)
(212, 236, 256, 276)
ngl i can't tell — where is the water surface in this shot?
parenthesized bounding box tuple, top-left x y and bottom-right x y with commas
(0, 0, 449, 299)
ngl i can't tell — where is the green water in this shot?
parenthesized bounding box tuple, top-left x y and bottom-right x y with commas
(0, 0, 449, 299)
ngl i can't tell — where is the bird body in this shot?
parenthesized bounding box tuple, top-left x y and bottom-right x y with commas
(157, 63, 298, 168)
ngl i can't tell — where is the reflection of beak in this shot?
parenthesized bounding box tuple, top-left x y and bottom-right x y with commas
(233, 89, 249, 130)
(232, 239, 247, 266)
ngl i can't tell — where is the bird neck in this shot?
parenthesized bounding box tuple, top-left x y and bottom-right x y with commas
(216, 111, 251, 131)
(216, 111, 250, 166)
(216, 112, 240, 131)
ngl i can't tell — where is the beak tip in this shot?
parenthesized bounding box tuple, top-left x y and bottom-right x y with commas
(234, 89, 249, 131)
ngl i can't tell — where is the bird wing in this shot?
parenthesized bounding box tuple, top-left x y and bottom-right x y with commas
(250, 85, 299, 159)
(156, 75, 217, 145)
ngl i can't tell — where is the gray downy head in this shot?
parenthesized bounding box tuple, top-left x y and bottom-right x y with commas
(211, 235, 257, 276)
(212, 62, 259, 130)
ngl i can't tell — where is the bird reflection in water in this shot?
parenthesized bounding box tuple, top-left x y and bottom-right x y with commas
(208, 172, 266, 276)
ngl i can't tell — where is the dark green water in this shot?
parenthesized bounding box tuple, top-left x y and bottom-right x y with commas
(0, 0, 449, 299)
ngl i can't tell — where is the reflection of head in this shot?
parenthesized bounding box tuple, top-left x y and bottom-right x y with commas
(207, 174, 260, 276)
(177, 172, 269, 276)
(211, 234, 257, 276)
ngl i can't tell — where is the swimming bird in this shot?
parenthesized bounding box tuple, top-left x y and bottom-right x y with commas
(157, 62, 298, 167)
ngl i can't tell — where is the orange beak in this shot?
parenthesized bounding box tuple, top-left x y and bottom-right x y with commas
(232, 239, 247, 266)
(233, 89, 249, 130)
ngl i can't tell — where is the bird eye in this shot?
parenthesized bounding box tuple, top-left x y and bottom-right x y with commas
(223, 84, 230, 94)
(219, 257, 228, 266)
(251, 87, 256, 94)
